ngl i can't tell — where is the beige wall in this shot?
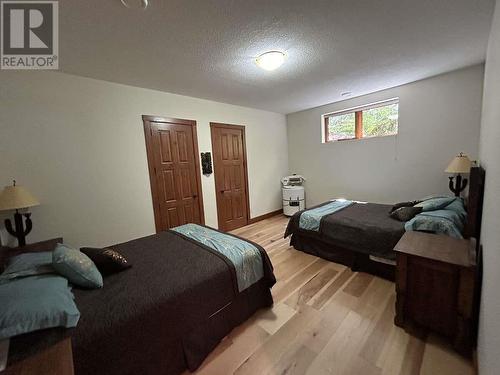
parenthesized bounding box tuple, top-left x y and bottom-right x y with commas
(0, 72, 288, 248)
(286, 65, 484, 206)
(478, 1, 500, 374)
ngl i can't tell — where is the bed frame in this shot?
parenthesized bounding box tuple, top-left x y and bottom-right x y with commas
(289, 166, 486, 281)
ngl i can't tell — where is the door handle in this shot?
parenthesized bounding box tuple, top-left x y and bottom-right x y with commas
(220, 190, 225, 194)
(192, 195, 197, 198)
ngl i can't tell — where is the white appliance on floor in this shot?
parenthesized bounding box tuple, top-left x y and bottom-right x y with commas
(281, 175, 306, 216)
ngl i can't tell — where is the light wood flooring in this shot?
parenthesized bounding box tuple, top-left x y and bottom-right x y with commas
(186, 215, 475, 375)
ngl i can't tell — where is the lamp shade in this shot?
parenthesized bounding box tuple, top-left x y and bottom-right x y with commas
(0, 184, 40, 211)
(445, 153, 472, 174)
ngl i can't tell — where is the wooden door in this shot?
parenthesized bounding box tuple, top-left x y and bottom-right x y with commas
(143, 116, 204, 232)
(210, 123, 250, 231)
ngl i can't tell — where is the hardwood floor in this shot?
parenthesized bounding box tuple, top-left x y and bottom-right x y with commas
(187, 215, 475, 375)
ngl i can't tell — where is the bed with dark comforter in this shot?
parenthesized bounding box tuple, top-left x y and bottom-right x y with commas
(8, 227, 276, 375)
(285, 201, 405, 260)
(284, 201, 406, 280)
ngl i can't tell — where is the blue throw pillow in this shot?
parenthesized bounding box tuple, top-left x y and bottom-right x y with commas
(444, 198, 467, 223)
(405, 210, 464, 238)
(415, 197, 456, 212)
(0, 252, 55, 284)
(52, 244, 103, 289)
(0, 275, 80, 340)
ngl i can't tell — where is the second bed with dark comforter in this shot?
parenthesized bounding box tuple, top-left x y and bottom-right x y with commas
(285, 201, 405, 261)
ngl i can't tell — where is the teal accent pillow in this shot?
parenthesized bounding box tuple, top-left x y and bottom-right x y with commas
(52, 244, 103, 289)
(0, 275, 80, 340)
(415, 197, 456, 212)
(405, 210, 464, 239)
(444, 198, 467, 223)
(0, 252, 55, 285)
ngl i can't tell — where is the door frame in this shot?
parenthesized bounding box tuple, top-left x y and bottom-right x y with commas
(210, 122, 251, 231)
(142, 115, 205, 232)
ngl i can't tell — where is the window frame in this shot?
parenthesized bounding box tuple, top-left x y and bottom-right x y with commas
(323, 98, 399, 143)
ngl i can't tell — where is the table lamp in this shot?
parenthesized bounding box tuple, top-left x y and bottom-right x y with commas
(0, 180, 40, 247)
(445, 153, 472, 197)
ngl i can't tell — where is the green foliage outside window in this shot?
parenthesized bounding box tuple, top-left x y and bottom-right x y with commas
(326, 101, 398, 141)
(327, 113, 355, 141)
(362, 103, 398, 137)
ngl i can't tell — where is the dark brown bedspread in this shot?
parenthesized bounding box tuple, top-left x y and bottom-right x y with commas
(8, 229, 275, 375)
(285, 202, 405, 260)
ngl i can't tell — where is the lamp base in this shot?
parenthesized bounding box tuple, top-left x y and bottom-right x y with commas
(448, 174, 468, 197)
(5, 211, 33, 247)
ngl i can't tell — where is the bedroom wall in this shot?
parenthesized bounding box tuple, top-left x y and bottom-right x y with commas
(477, 1, 500, 374)
(0, 72, 288, 248)
(286, 65, 484, 206)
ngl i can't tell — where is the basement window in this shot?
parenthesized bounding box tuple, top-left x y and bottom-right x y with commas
(323, 98, 399, 142)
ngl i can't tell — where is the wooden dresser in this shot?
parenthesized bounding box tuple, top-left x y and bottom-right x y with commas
(394, 231, 477, 355)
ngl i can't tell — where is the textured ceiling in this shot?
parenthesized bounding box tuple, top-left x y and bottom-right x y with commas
(58, 0, 495, 114)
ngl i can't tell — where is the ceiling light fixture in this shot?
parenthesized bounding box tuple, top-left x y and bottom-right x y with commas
(255, 51, 286, 71)
(120, 0, 148, 9)
(341, 92, 352, 97)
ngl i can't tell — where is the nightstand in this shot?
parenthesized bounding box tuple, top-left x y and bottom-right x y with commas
(394, 231, 477, 355)
(3, 338, 74, 375)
